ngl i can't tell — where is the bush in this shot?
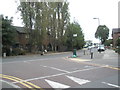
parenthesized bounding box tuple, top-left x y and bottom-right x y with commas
(114, 47, 120, 54)
(118, 47, 120, 54)
(12, 48, 26, 56)
(19, 49, 26, 55)
(2, 47, 11, 56)
(114, 48, 118, 53)
(12, 48, 20, 55)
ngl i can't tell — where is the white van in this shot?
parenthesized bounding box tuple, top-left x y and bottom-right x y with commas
(97, 45, 105, 51)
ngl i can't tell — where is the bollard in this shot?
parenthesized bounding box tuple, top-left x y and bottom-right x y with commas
(3, 53, 6, 58)
(84, 50, 85, 55)
(90, 52, 93, 59)
(72, 49, 77, 58)
(73, 49, 77, 56)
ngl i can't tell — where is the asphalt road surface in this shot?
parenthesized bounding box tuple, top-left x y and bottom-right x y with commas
(1, 49, 120, 90)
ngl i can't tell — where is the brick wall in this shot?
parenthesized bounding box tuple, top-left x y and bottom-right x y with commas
(18, 33, 28, 47)
(113, 33, 120, 47)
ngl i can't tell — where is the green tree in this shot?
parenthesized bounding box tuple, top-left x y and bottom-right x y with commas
(18, 1, 70, 52)
(2, 15, 16, 56)
(49, 3, 57, 51)
(66, 22, 85, 50)
(47, 2, 70, 51)
(116, 38, 120, 46)
(116, 38, 120, 54)
(34, 2, 49, 51)
(57, 2, 70, 51)
(95, 25, 109, 44)
(104, 39, 112, 46)
(18, 2, 35, 52)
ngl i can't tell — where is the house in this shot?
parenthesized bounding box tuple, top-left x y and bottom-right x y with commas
(112, 28, 120, 47)
(14, 26, 29, 49)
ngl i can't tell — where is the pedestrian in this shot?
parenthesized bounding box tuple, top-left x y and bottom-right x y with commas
(90, 48, 94, 59)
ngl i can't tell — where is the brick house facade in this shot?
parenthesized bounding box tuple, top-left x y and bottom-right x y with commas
(14, 26, 29, 48)
(112, 28, 120, 47)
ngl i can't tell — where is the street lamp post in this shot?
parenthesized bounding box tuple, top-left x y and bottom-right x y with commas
(93, 17, 101, 45)
(93, 18, 100, 26)
(72, 34, 77, 57)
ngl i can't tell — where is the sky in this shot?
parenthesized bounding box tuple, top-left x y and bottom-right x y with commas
(0, 0, 119, 43)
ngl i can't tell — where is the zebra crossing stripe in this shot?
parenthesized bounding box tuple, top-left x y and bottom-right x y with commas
(45, 76, 91, 88)
(66, 75, 90, 85)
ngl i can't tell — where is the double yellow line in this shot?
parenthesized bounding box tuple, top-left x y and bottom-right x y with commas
(0, 74, 43, 89)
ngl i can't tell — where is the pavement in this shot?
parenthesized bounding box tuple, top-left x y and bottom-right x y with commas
(1, 49, 120, 89)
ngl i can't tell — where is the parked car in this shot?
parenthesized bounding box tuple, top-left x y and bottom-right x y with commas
(97, 45, 105, 52)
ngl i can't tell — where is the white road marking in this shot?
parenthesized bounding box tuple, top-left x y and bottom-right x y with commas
(2, 57, 58, 64)
(13, 66, 103, 83)
(40, 65, 70, 73)
(68, 66, 102, 73)
(23, 61, 31, 64)
(1, 79, 20, 88)
(49, 67, 70, 73)
(70, 58, 91, 62)
(102, 82, 120, 88)
(45, 79, 70, 88)
(84, 66, 93, 68)
(2, 59, 45, 64)
(66, 75, 90, 85)
(103, 54, 110, 59)
(13, 73, 66, 83)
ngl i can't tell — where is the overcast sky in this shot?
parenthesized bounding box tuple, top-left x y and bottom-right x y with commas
(0, 0, 119, 43)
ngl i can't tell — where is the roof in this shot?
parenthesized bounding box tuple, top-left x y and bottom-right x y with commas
(14, 26, 27, 34)
(112, 28, 120, 34)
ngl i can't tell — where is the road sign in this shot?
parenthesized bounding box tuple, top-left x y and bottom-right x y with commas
(73, 34, 77, 37)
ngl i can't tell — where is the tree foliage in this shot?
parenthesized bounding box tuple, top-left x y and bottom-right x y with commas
(18, 2, 35, 52)
(66, 22, 85, 50)
(116, 38, 120, 54)
(104, 39, 112, 46)
(116, 38, 120, 46)
(2, 15, 16, 46)
(95, 25, 109, 44)
(18, 1, 70, 52)
(1, 15, 16, 55)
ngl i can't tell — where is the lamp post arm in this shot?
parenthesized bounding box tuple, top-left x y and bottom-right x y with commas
(98, 18, 100, 26)
(93, 18, 100, 26)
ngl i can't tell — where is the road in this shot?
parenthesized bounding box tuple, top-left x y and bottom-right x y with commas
(1, 49, 120, 89)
